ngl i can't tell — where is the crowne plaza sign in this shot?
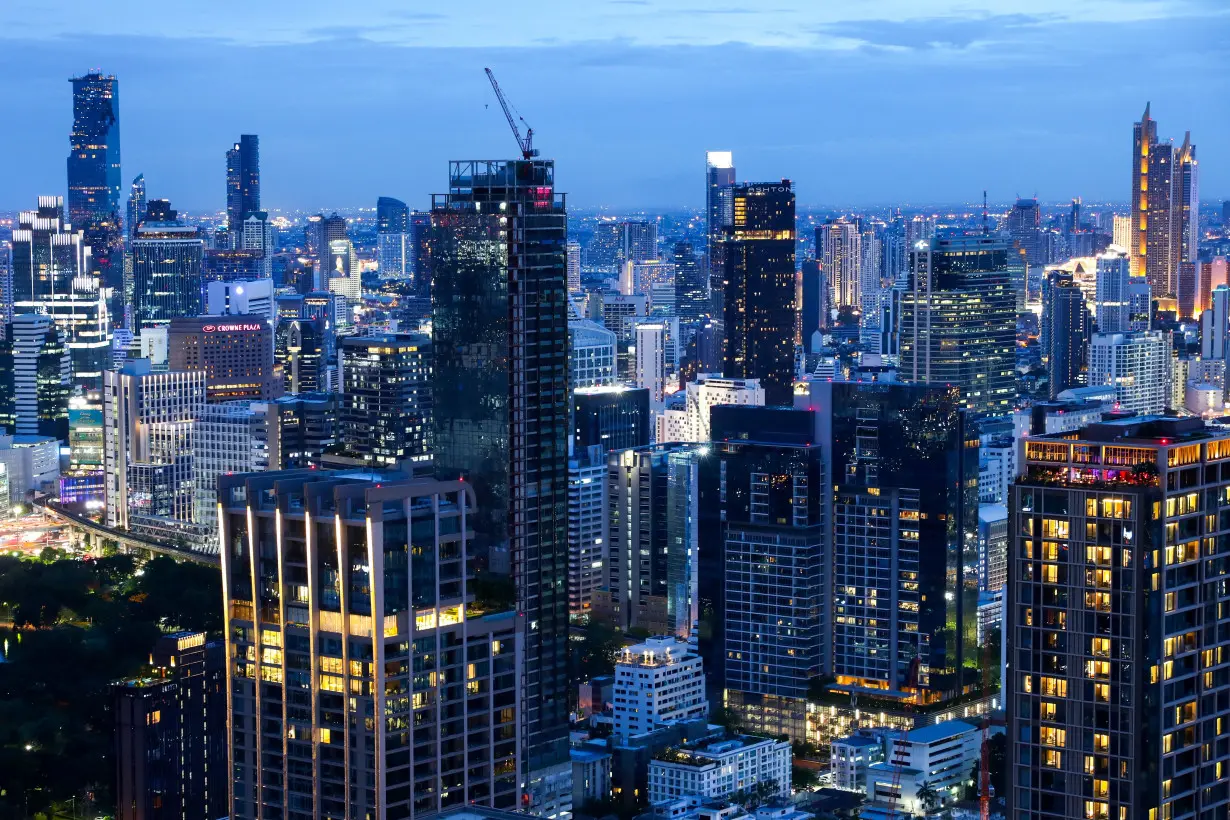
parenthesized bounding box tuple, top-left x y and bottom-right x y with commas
(201, 323, 264, 333)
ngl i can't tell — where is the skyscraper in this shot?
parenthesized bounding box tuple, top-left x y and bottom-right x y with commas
(126, 173, 145, 245)
(225, 135, 260, 234)
(1087, 331, 1171, 415)
(377, 196, 412, 280)
(102, 359, 205, 530)
(799, 259, 828, 353)
(1041, 270, 1089, 399)
(131, 203, 205, 330)
(0, 314, 71, 440)
(67, 71, 122, 317)
(10, 196, 111, 391)
(167, 316, 282, 403)
(339, 333, 432, 466)
(572, 386, 650, 454)
(567, 240, 581, 293)
(819, 219, 861, 309)
(1131, 105, 1199, 300)
(900, 234, 1018, 418)
(722, 181, 797, 405)
(1009, 416, 1230, 820)
(705, 151, 735, 316)
(219, 469, 522, 819)
(673, 241, 706, 322)
(430, 159, 570, 814)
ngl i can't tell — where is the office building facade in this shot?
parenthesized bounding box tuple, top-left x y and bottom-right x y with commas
(131, 215, 205, 330)
(1088, 331, 1172, 415)
(219, 469, 522, 820)
(430, 159, 571, 811)
(0, 314, 71, 440)
(339, 333, 432, 466)
(1042, 270, 1089, 399)
(168, 316, 281, 403)
(67, 71, 122, 307)
(225, 135, 260, 234)
(722, 181, 797, 405)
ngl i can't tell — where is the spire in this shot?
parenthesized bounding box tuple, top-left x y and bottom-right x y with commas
(1142, 101, 1151, 123)
(982, 190, 989, 235)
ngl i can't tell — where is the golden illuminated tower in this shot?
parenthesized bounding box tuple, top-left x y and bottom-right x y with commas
(1130, 103, 1156, 282)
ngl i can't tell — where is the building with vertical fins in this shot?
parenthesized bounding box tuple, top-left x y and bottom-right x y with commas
(430, 159, 571, 816)
(722, 181, 797, 405)
(225, 135, 260, 235)
(0, 314, 71, 440)
(1131, 105, 1199, 303)
(219, 468, 522, 820)
(131, 202, 204, 330)
(1008, 416, 1230, 820)
(67, 71, 122, 315)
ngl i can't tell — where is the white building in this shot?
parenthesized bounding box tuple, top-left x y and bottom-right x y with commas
(677, 374, 765, 443)
(1087, 331, 1172, 416)
(205, 279, 276, 327)
(568, 446, 607, 619)
(1185, 382, 1222, 416)
(977, 503, 1008, 593)
(0, 435, 60, 507)
(613, 636, 708, 742)
(863, 721, 980, 817)
(830, 734, 883, 793)
(637, 323, 668, 410)
(192, 401, 273, 537)
(651, 800, 812, 820)
(977, 437, 1015, 504)
(103, 359, 206, 530)
(567, 240, 582, 293)
(648, 736, 791, 805)
(570, 319, 617, 389)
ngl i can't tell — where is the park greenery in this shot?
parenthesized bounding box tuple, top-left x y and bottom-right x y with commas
(0, 550, 223, 819)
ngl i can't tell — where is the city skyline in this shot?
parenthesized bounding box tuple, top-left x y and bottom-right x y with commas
(1, 1, 1227, 210)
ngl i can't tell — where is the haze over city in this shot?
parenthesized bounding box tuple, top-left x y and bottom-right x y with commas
(2, 0, 1227, 210)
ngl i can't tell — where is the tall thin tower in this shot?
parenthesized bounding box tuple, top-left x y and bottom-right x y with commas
(225, 135, 260, 233)
(705, 151, 735, 315)
(431, 158, 572, 815)
(68, 71, 122, 317)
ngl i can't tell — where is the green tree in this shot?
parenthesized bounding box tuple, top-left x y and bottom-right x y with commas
(791, 765, 820, 792)
(915, 780, 941, 815)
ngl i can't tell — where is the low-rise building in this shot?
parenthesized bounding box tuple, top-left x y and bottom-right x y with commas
(648, 735, 791, 805)
(614, 637, 708, 742)
(829, 734, 883, 793)
(572, 747, 613, 810)
(862, 720, 980, 817)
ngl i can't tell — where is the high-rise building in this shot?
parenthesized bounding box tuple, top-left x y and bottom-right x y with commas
(167, 316, 281, 403)
(722, 181, 796, 405)
(430, 160, 570, 811)
(819, 219, 861, 309)
(655, 373, 764, 444)
(819, 380, 978, 703)
(192, 400, 271, 531)
(673, 241, 706, 322)
(102, 359, 206, 530)
(274, 317, 324, 394)
(635, 322, 667, 410)
(1007, 198, 1044, 267)
(569, 318, 617, 390)
(10, 196, 111, 391)
(1087, 330, 1171, 415)
(567, 240, 581, 293)
(377, 196, 412, 280)
(1008, 416, 1230, 820)
(573, 386, 650, 454)
(568, 444, 608, 621)
(900, 234, 1018, 418)
(131, 207, 204, 330)
(126, 173, 145, 245)
(339, 333, 431, 466)
(225, 135, 260, 235)
(1094, 248, 1134, 332)
(800, 259, 827, 353)
(705, 151, 735, 313)
(0, 314, 71, 440)
(1202, 286, 1230, 364)
(1111, 214, 1131, 250)
(1042, 270, 1089, 399)
(702, 405, 826, 741)
(599, 443, 705, 638)
(1131, 105, 1199, 299)
(239, 212, 275, 279)
(113, 632, 227, 820)
(67, 71, 122, 317)
(266, 392, 336, 468)
(618, 221, 658, 265)
(219, 469, 522, 819)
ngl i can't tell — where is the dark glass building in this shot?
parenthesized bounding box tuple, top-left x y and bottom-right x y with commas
(901, 234, 1018, 418)
(800, 258, 827, 353)
(67, 71, 122, 315)
(113, 632, 226, 820)
(339, 333, 431, 466)
(673, 240, 707, 323)
(267, 392, 336, 468)
(131, 206, 204, 330)
(275, 317, 324, 394)
(377, 196, 410, 233)
(0, 314, 71, 440)
(430, 159, 570, 810)
(722, 180, 797, 405)
(1042, 269, 1089, 399)
(225, 135, 260, 234)
(705, 151, 735, 314)
(573, 385, 650, 453)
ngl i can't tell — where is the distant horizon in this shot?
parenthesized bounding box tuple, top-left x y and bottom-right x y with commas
(3, 1, 1227, 210)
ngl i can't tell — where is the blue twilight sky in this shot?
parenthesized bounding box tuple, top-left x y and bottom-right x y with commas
(1, 0, 1227, 212)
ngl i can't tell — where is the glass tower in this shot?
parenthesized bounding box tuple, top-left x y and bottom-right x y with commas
(721, 181, 797, 405)
(225, 135, 260, 233)
(430, 159, 570, 811)
(67, 72, 122, 320)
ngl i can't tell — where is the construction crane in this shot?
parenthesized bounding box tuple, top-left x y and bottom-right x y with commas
(484, 67, 538, 160)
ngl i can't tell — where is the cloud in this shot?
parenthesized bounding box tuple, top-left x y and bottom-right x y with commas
(817, 13, 1056, 51)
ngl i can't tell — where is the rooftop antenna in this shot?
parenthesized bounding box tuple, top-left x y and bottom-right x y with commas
(982, 190, 989, 235)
